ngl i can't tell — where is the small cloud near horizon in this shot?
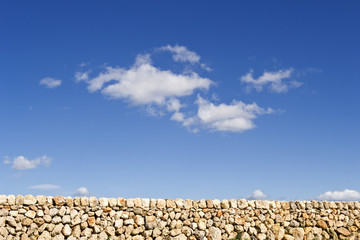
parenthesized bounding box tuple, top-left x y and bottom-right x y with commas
(315, 189, 360, 201)
(246, 189, 267, 200)
(74, 187, 90, 197)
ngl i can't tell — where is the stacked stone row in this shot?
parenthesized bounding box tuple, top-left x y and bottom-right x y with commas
(0, 195, 360, 240)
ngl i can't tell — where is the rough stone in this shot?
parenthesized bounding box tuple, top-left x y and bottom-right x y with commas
(290, 227, 305, 240)
(209, 227, 221, 240)
(337, 227, 351, 236)
(53, 196, 66, 206)
(36, 196, 47, 205)
(0, 195, 7, 204)
(23, 195, 36, 205)
(62, 224, 71, 236)
(25, 210, 36, 219)
(99, 198, 108, 207)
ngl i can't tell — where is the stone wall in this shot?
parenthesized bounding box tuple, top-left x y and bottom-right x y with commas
(0, 195, 360, 240)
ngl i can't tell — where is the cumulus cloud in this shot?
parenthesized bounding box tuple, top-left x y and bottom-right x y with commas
(39, 77, 62, 88)
(74, 187, 90, 197)
(194, 96, 273, 132)
(247, 189, 267, 200)
(5, 155, 52, 170)
(29, 184, 61, 190)
(77, 54, 213, 107)
(77, 46, 276, 134)
(241, 69, 302, 93)
(316, 189, 360, 201)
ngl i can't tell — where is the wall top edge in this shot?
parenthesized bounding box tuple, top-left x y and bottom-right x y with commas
(1, 195, 359, 210)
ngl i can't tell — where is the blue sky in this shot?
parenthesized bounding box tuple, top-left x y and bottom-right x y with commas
(1, 1, 359, 201)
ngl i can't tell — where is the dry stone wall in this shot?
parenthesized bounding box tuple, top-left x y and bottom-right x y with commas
(1, 195, 360, 240)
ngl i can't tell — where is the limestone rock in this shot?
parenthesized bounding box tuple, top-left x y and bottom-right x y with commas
(175, 199, 184, 209)
(209, 227, 221, 240)
(62, 224, 71, 236)
(133, 236, 144, 240)
(317, 220, 328, 229)
(25, 210, 36, 219)
(36, 196, 47, 205)
(290, 228, 305, 240)
(145, 216, 157, 229)
(135, 215, 144, 226)
(23, 195, 36, 205)
(0, 209, 8, 217)
(53, 196, 66, 206)
(87, 216, 95, 227)
(105, 226, 115, 236)
(221, 200, 229, 209)
(6, 216, 16, 227)
(7, 195, 15, 205)
(80, 197, 89, 206)
(108, 198, 117, 207)
(336, 227, 351, 236)
(34, 217, 45, 226)
(198, 218, 206, 230)
(174, 233, 187, 240)
(22, 218, 33, 226)
(126, 198, 134, 207)
(38, 231, 51, 240)
(0, 195, 6, 205)
(225, 224, 234, 234)
(99, 198, 108, 207)
(166, 199, 176, 208)
(52, 223, 64, 236)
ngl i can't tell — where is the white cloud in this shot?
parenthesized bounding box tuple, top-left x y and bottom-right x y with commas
(247, 189, 267, 200)
(39, 77, 62, 88)
(78, 54, 213, 107)
(316, 189, 360, 201)
(193, 96, 273, 132)
(159, 45, 200, 64)
(74, 187, 90, 197)
(29, 184, 61, 190)
(240, 68, 302, 93)
(159, 45, 212, 71)
(3, 156, 10, 164)
(77, 46, 276, 134)
(8, 155, 52, 170)
(75, 72, 89, 82)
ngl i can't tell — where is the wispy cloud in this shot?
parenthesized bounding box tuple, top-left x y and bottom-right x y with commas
(39, 77, 62, 88)
(75, 72, 89, 82)
(159, 45, 212, 71)
(74, 187, 90, 197)
(316, 189, 360, 201)
(29, 184, 61, 190)
(247, 189, 267, 200)
(241, 68, 302, 93)
(4, 155, 52, 170)
(3, 156, 11, 165)
(159, 45, 201, 64)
